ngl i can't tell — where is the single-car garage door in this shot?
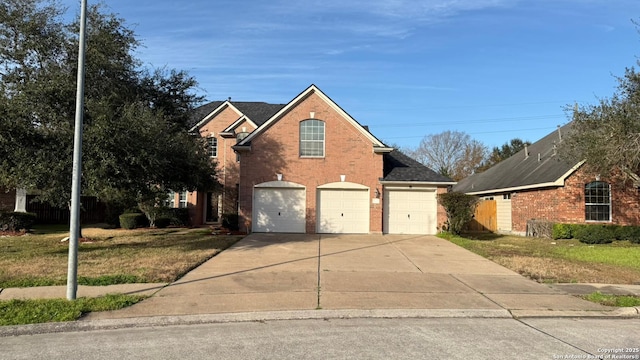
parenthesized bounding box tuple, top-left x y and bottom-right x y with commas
(318, 187, 369, 234)
(253, 183, 306, 233)
(384, 188, 437, 234)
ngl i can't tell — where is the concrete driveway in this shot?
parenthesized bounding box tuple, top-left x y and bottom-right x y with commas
(84, 233, 610, 320)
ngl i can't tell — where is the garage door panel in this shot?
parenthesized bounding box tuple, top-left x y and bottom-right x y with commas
(318, 189, 369, 234)
(253, 188, 305, 233)
(385, 189, 437, 235)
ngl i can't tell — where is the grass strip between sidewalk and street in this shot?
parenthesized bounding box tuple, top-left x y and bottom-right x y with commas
(0, 294, 146, 326)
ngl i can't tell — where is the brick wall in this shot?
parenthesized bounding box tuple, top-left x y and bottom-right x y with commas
(511, 167, 640, 233)
(193, 107, 257, 224)
(238, 92, 384, 233)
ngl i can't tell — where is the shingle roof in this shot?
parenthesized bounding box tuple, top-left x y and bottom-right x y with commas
(383, 150, 455, 183)
(453, 123, 579, 194)
(188, 101, 285, 130)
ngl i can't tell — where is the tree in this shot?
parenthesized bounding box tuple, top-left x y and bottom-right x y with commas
(476, 138, 531, 172)
(437, 192, 479, 235)
(406, 130, 487, 181)
(0, 0, 219, 218)
(561, 65, 640, 179)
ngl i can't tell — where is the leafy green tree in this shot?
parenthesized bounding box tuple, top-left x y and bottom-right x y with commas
(476, 138, 531, 172)
(0, 0, 219, 217)
(437, 192, 479, 235)
(561, 65, 640, 179)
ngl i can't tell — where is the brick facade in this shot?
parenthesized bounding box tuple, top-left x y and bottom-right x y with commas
(237, 92, 385, 233)
(510, 167, 640, 233)
(189, 106, 257, 225)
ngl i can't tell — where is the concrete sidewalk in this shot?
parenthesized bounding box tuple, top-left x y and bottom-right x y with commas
(2, 234, 638, 320)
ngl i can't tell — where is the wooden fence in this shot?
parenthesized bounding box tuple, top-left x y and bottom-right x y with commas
(466, 199, 497, 232)
(26, 195, 106, 224)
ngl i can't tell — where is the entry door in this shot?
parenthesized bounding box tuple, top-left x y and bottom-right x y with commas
(318, 189, 369, 233)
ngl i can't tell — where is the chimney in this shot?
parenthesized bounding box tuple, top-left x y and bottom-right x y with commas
(524, 144, 529, 159)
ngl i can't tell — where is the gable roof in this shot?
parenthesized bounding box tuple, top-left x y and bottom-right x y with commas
(453, 123, 582, 195)
(382, 150, 456, 184)
(236, 84, 392, 152)
(188, 101, 285, 132)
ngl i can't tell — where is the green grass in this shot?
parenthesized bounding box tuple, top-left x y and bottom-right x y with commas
(581, 292, 640, 307)
(0, 294, 146, 326)
(0, 226, 243, 288)
(439, 232, 640, 284)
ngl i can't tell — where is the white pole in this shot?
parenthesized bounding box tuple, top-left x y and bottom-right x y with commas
(67, 0, 88, 301)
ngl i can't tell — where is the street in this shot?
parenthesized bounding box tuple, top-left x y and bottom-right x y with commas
(2, 317, 638, 359)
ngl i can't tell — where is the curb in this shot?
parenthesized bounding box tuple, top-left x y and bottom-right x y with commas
(0, 308, 511, 337)
(510, 307, 640, 319)
(3, 307, 639, 337)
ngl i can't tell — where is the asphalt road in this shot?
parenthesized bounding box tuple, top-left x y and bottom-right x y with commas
(2, 317, 639, 359)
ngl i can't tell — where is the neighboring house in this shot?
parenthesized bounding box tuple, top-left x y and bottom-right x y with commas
(183, 84, 455, 234)
(454, 123, 640, 235)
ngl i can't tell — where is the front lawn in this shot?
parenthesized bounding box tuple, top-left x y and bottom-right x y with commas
(0, 225, 243, 288)
(440, 232, 640, 284)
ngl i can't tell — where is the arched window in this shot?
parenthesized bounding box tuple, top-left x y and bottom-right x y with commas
(585, 181, 611, 221)
(300, 119, 325, 157)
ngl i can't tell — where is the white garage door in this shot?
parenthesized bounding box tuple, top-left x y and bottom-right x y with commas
(318, 189, 369, 233)
(496, 195, 512, 233)
(384, 189, 437, 234)
(253, 187, 305, 233)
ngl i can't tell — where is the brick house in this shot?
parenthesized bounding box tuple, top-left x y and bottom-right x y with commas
(184, 84, 455, 234)
(453, 123, 640, 235)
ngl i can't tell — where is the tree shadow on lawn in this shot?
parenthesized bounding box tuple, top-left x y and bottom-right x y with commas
(459, 231, 505, 241)
(45, 234, 243, 254)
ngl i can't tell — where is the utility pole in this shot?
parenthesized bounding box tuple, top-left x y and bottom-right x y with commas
(67, 0, 88, 301)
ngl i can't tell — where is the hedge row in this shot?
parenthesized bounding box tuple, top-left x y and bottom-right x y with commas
(552, 223, 640, 244)
(0, 212, 37, 232)
(118, 208, 190, 229)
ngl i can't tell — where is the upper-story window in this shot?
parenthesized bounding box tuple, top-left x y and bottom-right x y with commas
(585, 181, 611, 221)
(208, 136, 218, 157)
(300, 119, 325, 157)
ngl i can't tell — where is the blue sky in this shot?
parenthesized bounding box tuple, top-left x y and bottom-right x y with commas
(61, 0, 640, 149)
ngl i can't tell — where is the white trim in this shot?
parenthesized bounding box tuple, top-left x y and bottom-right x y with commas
(238, 85, 388, 148)
(255, 180, 306, 189)
(222, 115, 258, 134)
(318, 182, 369, 190)
(380, 181, 456, 187)
(464, 161, 585, 196)
(188, 101, 244, 133)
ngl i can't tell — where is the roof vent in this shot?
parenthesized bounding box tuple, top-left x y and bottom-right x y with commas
(557, 125, 562, 142)
(538, 153, 541, 162)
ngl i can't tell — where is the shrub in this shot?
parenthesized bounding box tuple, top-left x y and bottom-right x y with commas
(574, 225, 615, 244)
(552, 223, 573, 239)
(222, 213, 239, 231)
(154, 217, 171, 229)
(0, 212, 37, 232)
(437, 192, 479, 235)
(167, 208, 190, 227)
(615, 226, 640, 243)
(118, 213, 146, 229)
